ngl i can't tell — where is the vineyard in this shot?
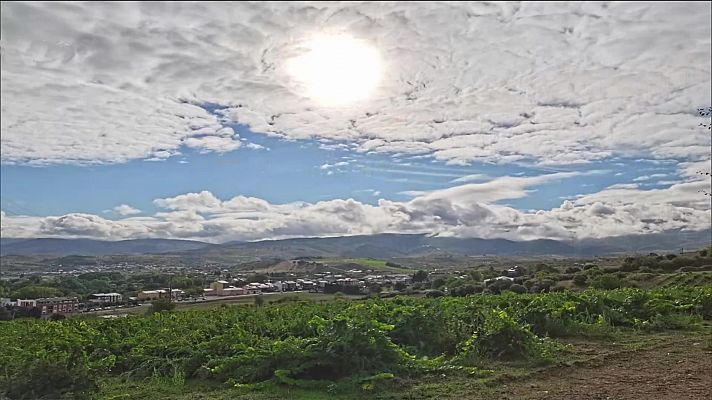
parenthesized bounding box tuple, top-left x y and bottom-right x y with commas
(1, 286, 711, 399)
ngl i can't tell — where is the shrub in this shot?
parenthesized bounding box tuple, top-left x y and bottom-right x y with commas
(430, 278, 446, 290)
(456, 310, 547, 362)
(589, 275, 624, 290)
(412, 270, 428, 283)
(573, 273, 588, 287)
(508, 284, 527, 294)
(2, 352, 101, 400)
(148, 298, 175, 314)
(425, 290, 445, 298)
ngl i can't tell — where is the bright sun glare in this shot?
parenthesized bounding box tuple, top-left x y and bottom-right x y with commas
(288, 34, 382, 107)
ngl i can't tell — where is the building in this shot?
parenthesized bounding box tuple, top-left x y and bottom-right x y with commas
(138, 288, 185, 301)
(137, 290, 167, 301)
(506, 266, 526, 277)
(483, 276, 515, 285)
(28, 297, 80, 315)
(16, 299, 37, 308)
(89, 293, 123, 304)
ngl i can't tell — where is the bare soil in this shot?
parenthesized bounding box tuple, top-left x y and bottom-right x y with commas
(493, 333, 712, 400)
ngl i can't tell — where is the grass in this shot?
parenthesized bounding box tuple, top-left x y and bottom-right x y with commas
(93, 326, 712, 400)
(83, 292, 365, 317)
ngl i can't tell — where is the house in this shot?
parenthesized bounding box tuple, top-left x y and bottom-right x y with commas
(483, 276, 515, 285)
(16, 299, 37, 308)
(282, 281, 297, 291)
(392, 274, 413, 285)
(89, 293, 123, 304)
(243, 286, 261, 295)
(31, 297, 80, 315)
(336, 278, 360, 287)
(506, 266, 526, 277)
(137, 290, 167, 301)
(209, 281, 233, 296)
(1, 298, 16, 307)
(221, 287, 246, 296)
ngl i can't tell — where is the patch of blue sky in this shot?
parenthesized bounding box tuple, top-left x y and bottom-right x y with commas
(0, 119, 685, 218)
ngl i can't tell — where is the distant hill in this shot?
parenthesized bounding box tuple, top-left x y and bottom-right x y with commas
(0, 238, 210, 256)
(181, 230, 711, 259)
(1, 230, 709, 258)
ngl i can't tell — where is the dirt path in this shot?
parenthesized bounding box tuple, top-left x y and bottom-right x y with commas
(494, 335, 712, 400)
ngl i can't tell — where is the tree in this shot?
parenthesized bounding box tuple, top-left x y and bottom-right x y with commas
(430, 278, 446, 290)
(468, 270, 482, 282)
(508, 284, 527, 294)
(0, 306, 12, 321)
(49, 313, 66, 321)
(147, 298, 175, 314)
(412, 270, 428, 283)
(368, 283, 383, 297)
(573, 273, 588, 286)
(28, 307, 42, 319)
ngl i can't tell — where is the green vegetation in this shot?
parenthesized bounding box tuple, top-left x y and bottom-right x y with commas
(0, 272, 207, 301)
(324, 258, 412, 272)
(1, 286, 709, 399)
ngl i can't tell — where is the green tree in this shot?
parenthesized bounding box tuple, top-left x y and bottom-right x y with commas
(11, 286, 63, 299)
(147, 298, 175, 314)
(412, 270, 428, 283)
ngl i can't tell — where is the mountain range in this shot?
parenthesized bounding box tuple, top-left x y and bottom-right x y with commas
(1, 230, 710, 258)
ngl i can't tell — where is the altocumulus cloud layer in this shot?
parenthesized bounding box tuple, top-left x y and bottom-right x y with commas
(1, 2, 710, 165)
(1, 2, 710, 241)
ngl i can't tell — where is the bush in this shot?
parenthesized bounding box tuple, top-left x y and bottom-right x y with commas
(589, 275, 625, 290)
(565, 267, 581, 274)
(425, 290, 445, 298)
(2, 355, 98, 400)
(573, 273, 588, 286)
(148, 298, 175, 314)
(412, 270, 428, 283)
(508, 284, 527, 294)
(456, 310, 548, 362)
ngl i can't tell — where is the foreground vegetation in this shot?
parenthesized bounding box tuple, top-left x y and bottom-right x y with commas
(1, 286, 710, 399)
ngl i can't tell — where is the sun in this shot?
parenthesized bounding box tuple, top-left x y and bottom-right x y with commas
(287, 34, 383, 107)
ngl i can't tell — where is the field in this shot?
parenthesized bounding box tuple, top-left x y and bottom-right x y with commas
(87, 292, 364, 317)
(1, 286, 710, 400)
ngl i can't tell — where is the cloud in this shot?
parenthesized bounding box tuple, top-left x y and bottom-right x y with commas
(451, 173, 489, 183)
(112, 204, 141, 216)
(4, 170, 707, 242)
(320, 161, 350, 170)
(632, 173, 668, 182)
(1, 2, 709, 167)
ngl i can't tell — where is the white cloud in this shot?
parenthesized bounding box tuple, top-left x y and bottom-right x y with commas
(451, 173, 489, 183)
(4, 170, 707, 242)
(632, 173, 668, 182)
(320, 161, 350, 170)
(112, 204, 141, 216)
(0, 2, 709, 167)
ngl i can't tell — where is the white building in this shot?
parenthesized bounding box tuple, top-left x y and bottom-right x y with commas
(89, 293, 123, 304)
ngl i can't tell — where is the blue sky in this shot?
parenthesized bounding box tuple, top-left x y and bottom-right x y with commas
(1, 119, 682, 218)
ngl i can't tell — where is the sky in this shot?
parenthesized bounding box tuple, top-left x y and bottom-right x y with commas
(0, 1, 710, 243)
